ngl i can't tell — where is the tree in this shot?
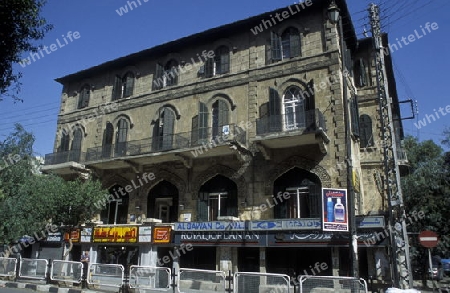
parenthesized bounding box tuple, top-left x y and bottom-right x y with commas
(401, 136, 450, 263)
(0, 124, 107, 247)
(0, 0, 52, 101)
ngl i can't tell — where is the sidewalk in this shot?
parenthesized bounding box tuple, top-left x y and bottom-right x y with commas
(0, 279, 109, 293)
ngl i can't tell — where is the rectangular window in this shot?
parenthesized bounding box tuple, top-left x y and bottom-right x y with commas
(208, 192, 228, 220)
(350, 96, 360, 137)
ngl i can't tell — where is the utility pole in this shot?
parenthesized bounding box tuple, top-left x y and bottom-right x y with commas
(368, 3, 413, 289)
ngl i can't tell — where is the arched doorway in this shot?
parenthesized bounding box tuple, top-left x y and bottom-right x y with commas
(273, 168, 321, 219)
(147, 181, 179, 223)
(100, 184, 129, 224)
(198, 175, 237, 221)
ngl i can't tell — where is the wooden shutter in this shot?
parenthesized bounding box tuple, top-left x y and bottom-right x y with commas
(290, 30, 301, 57)
(350, 97, 360, 137)
(218, 46, 230, 74)
(359, 114, 373, 147)
(359, 59, 367, 86)
(269, 87, 281, 132)
(112, 75, 122, 100)
(218, 100, 229, 127)
(124, 73, 134, 97)
(270, 31, 282, 62)
(198, 102, 208, 141)
(59, 133, 70, 152)
(191, 115, 199, 145)
(162, 108, 175, 150)
(197, 192, 209, 221)
(83, 89, 90, 108)
(102, 123, 114, 158)
(153, 63, 164, 90)
(204, 58, 214, 78)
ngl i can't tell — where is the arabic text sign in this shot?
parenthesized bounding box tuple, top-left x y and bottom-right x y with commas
(93, 226, 137, 243)
(174, 219, 322, 231)
(153, 226, 171, 244)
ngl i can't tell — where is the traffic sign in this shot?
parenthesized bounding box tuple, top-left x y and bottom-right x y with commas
(418, 230, 439, 248)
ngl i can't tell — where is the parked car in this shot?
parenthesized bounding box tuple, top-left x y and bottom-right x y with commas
(429, 255, 444, 281)
(441, 258, 450, 276)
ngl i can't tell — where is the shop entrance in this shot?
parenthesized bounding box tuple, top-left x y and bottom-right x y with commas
(238, 248, 259, 272)
(98, 246, 139, 271)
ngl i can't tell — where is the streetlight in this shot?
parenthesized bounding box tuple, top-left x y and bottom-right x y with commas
(327, 0, 359, 282)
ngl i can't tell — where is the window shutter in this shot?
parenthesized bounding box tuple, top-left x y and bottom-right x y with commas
(153, 63, 164, 90)
(77, 92, 83, 109)
(270, 31, 282, 62)
(198, 102, 208, 141)
(71, 130, 82, 151)
(102, 123, 114, 158)
(191, 115, 199, 145)
(83, 89, 90, 108)
(59, 133, 70, 152)
(204, 58, 214, 78)
(124, 74, 134, 97)
(217, 100, 229, 128)
(359, 115, 373, 147)
(162, 108, 175, 150)
(290, 31, 301, 57)
(350, 97, 360, 137)
(269, 87, 281, 132)
(197, 192, 209, 221)
(359, 59, 367, 86)
(197, 65, 205, 77)
(112, 75, 122, 100)
(218, 46, 230, 74)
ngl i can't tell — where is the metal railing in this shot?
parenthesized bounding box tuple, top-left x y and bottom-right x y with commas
(87, 263, 124, 288)
(19, 258, 48, 280)
(178, 268, 227, 293)
(84, 124, 246, 162)
(0, 257, 17, 277)
(50, 260, 83, 284)
(256, 109, 326, 136)
(129, 265, 171, 291)
(44, 150, 85, 165)
(234, 272, 291, 293)
(298, 275, 368, 293)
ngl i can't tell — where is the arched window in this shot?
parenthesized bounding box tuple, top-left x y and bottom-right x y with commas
(100, 185, 129, 225)
(283, 86, 306, 130)
(204, 46, 230, 77)
(359, 114, 374, 147)
(212, 99, 229, 138)
(355, 59, 368, 87)
(59, 132, 70, 153)
(198, 175, 237, 221)
(148, 181, 179, 223)
(115, 119, 129, 157)
(78, 85, 90, 109)
(71, 129, 83, 162)
(270, 27, 301, 62)
(273, 168, 321, 219)
(152, 107, 176, 151)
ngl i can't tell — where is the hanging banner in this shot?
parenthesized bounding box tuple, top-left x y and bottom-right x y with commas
(322, 188, 348, 232)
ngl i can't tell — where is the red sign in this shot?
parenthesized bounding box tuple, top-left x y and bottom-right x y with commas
(418, 230, 439, 248)
(153, 226, 171, 244)
(64, 229, 80, 243)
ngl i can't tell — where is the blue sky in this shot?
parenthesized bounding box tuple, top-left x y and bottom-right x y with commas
(1, 0, 449, 156)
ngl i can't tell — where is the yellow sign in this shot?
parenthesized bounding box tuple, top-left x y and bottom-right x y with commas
(352, 170, 361, 193)
(153, 227, 172, 244)
(93, 226, 137, 243)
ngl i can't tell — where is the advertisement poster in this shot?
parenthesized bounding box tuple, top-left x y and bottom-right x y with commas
(322, 188, 348, 232)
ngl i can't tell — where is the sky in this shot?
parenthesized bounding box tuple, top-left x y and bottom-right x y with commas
(1, 0, 449, 157)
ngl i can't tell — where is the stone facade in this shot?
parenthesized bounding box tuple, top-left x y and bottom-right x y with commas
(43, 1, 406, 286)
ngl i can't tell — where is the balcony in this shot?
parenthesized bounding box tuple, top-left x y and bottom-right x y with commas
(41, 150, 87, 176)
(43, 124, 247, 170)
(396, 148, 410, 176)
(255, 109, 328, 151)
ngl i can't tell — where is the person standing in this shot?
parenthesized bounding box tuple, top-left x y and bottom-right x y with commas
(80, 251, 90, 288)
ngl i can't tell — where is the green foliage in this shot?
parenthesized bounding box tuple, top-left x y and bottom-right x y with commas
(0, 124, 107, 244)
(0, 0, 52, 101)
(402, 136, 450, 257)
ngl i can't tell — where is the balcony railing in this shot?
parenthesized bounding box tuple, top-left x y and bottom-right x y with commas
(82, 123, 246, 162)
(44, 150, 85, 165)
(256, 109, 326, 136)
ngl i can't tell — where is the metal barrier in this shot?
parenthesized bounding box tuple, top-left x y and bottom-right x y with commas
(234, 272, 291, 293)
(298, 275, 368, 293)
(0, 257, 17, 278)
(50, 260, 83, 284)
(129, 265, 171, 292)
(19, 258, 48, 280)
(87, 263, 124, 288)
(178, 268, 227, 293)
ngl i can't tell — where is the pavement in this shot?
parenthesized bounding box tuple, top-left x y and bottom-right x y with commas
(0, 279, 115, 293)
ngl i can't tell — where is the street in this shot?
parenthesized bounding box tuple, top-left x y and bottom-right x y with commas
(0, 288, 34, 293)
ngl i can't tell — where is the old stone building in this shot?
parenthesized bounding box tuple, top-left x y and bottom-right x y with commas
(42, 0, 407, 285)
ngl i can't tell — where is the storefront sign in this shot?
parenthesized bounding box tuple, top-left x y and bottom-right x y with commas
(268, 231, 386, 246)
(139, 226, 152, 243)
(64, 229, 80, 243)
(93, 226, 137, 243)
(174, 231, 267, 246)
(322, 188, 349, 232)
(356, 216, 385, 229)
(153, 227, 171, 244)
(46, 232, 62, 242)
(80, 228, 92, 242)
